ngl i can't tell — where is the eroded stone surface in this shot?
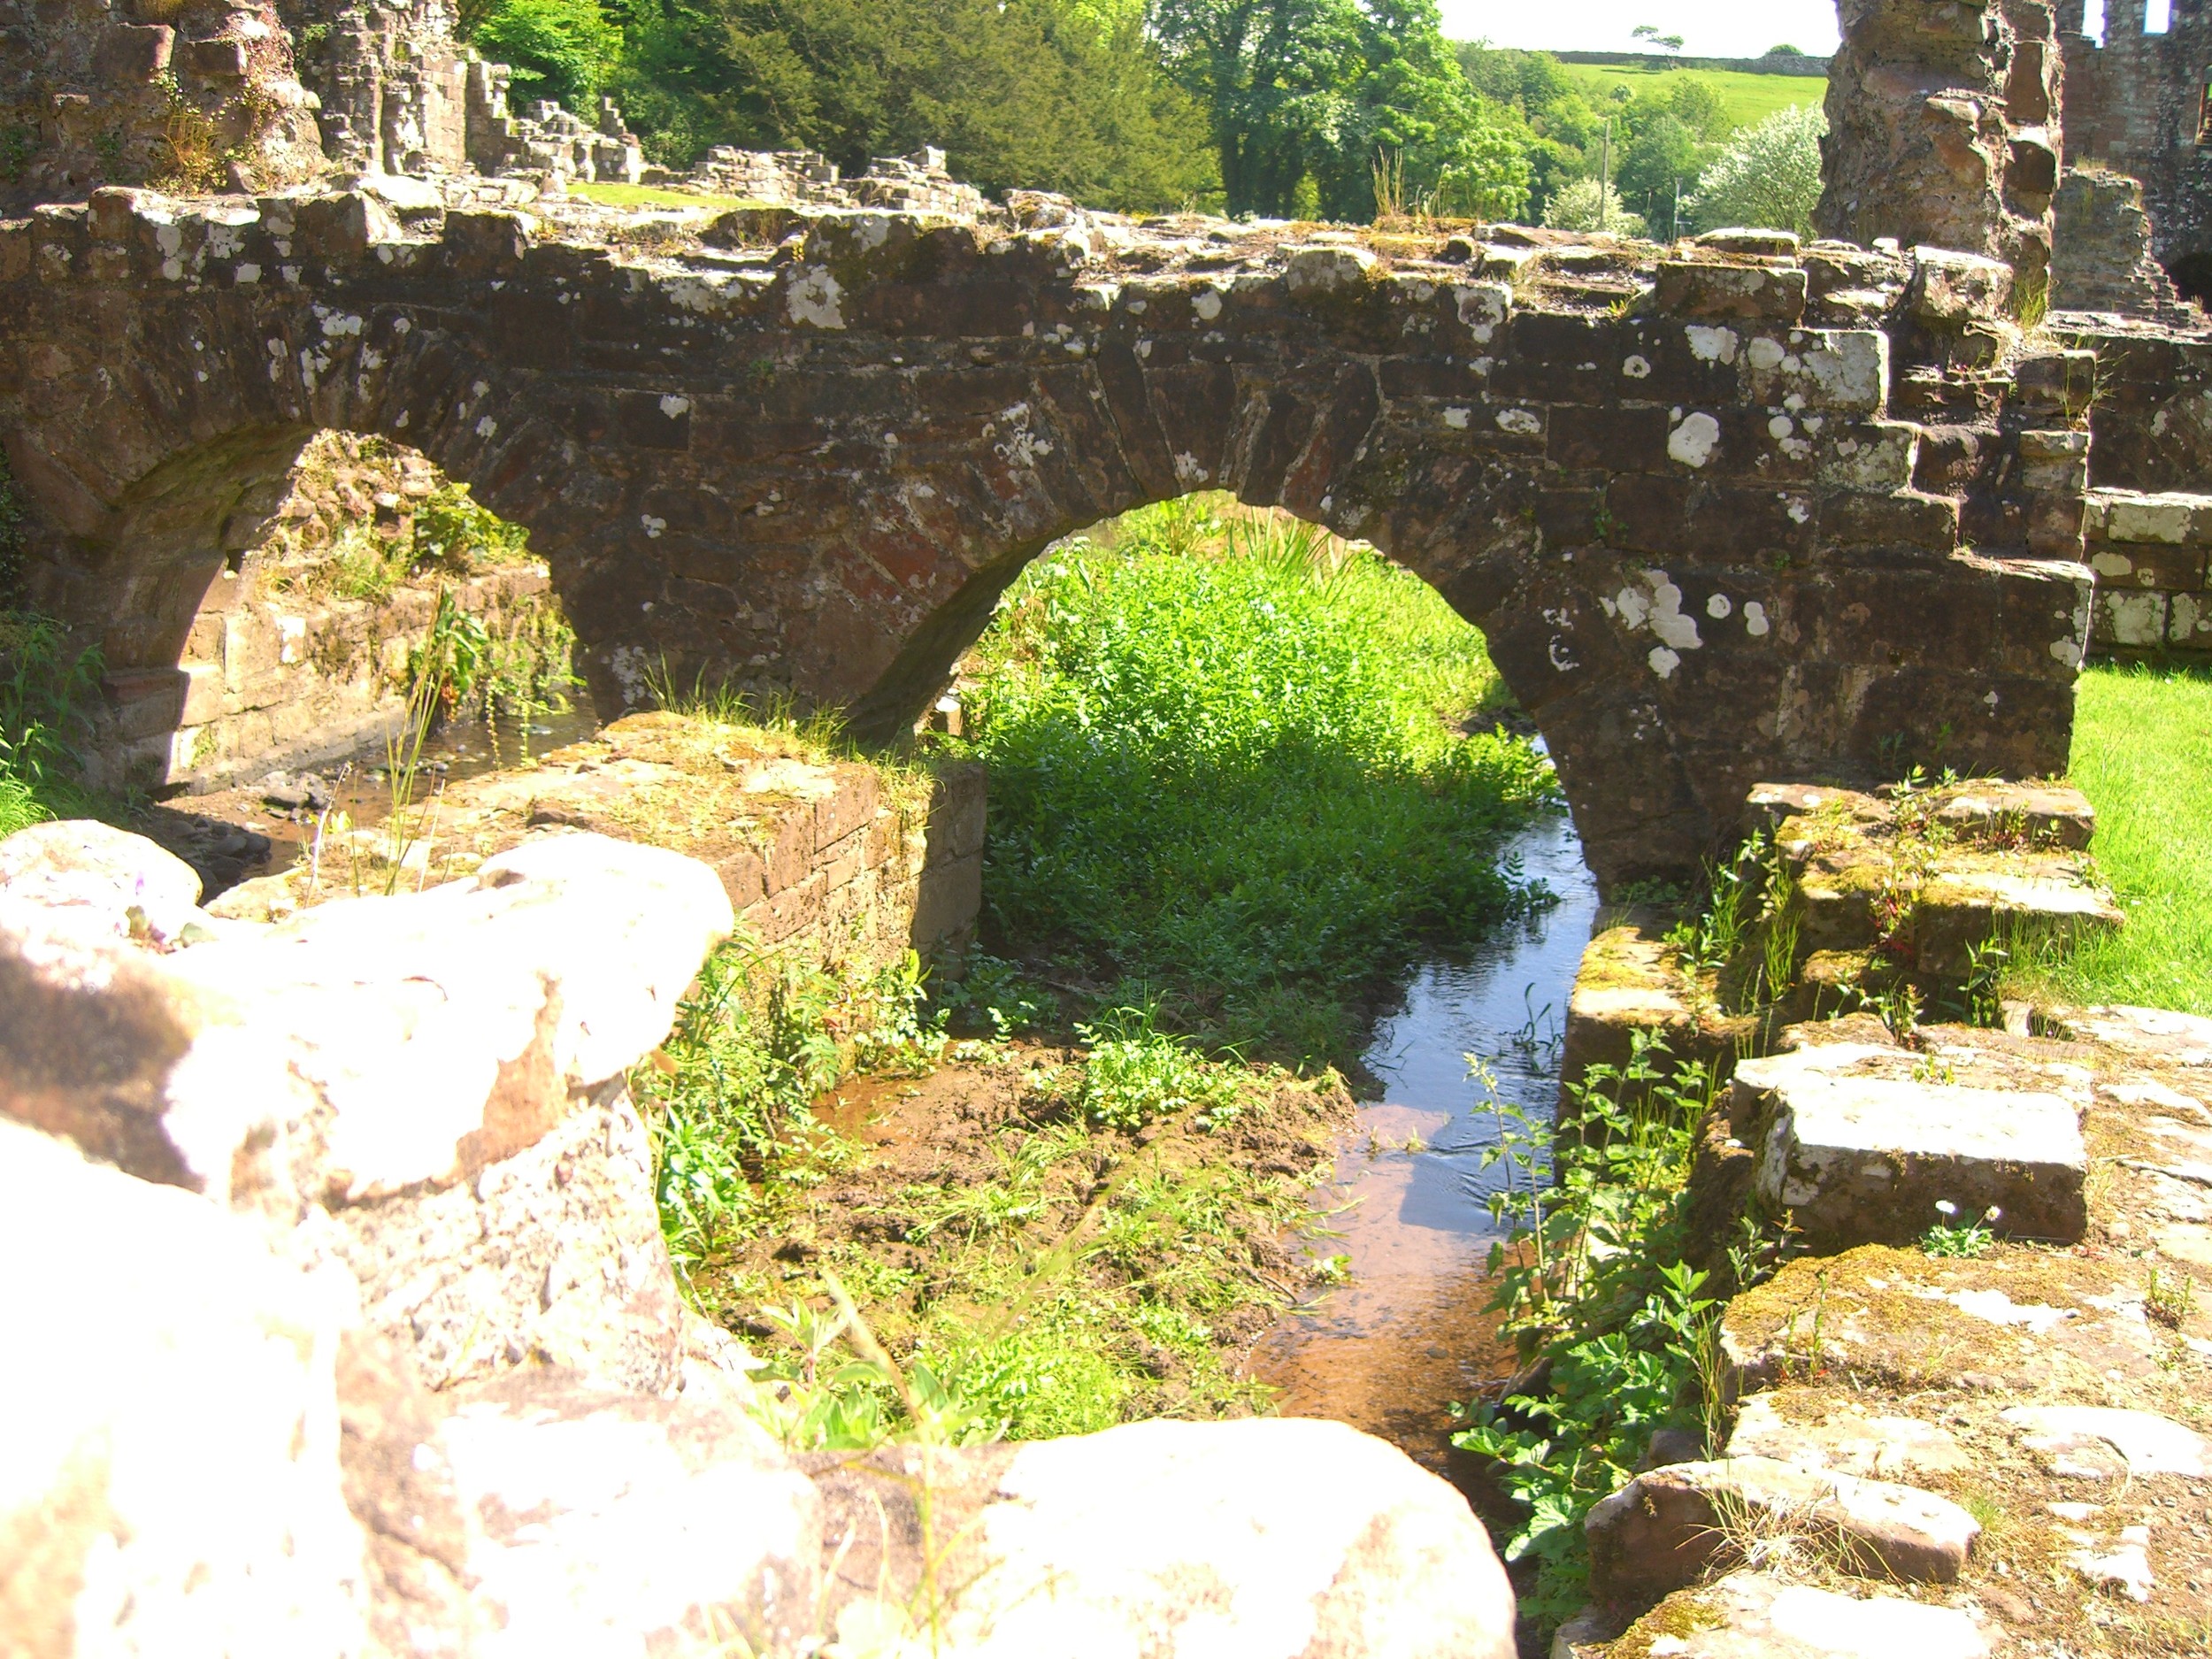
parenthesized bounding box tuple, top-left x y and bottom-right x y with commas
(1609, 1569, 1998, 1658)
(0, 1118, 374, 1656)
(1724, 1392, 1971, 1480)
(2001, 1405, 2208, 1479)
(1585, 1455, 1978, 1606)
(1736, 1041, 2089, 1248)
(0, 817, 206, 944)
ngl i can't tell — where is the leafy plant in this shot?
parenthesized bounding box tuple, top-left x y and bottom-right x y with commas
(0, 612, 106, 835)
(1920, 1199, 1998, 1258)
(1073, 1003, 1240, 1132)
(1452, 1033, 1727, 1623)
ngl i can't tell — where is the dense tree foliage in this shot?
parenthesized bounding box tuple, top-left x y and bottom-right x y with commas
(456, 1, 1817, 227)
(1685, 103, 1826, 236)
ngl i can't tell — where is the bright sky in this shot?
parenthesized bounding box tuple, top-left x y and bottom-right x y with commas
(1438, 0, 1844, 58)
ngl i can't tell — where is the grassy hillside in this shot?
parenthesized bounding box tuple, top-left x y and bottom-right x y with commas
(1556, 62, 1826, 129)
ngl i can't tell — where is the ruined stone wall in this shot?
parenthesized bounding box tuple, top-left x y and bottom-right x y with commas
(0, 0, 326, 214)
(0, 189, 2114, 891)
(1817, 0, 2063, 288)
(2057, 0, 2212, 297)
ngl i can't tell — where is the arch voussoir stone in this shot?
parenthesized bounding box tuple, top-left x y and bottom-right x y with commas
(1, 187, 2103, 888)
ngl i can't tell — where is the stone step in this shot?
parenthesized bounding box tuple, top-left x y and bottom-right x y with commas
(1746, 778, 2118, 979)
(1731, 1038, 2089, 1249)
(1724, 1391, 1970, 1480)
(1585, 1455, 1980, 1606)
(1557, 906, 1747, 1116)
(1598, 1569, 2003, 1658)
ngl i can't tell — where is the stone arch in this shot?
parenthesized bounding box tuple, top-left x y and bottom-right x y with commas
(1, 193, 2091, 888)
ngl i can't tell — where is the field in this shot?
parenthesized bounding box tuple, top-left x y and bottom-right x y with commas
(1555, 62, 1827, 129)
(2028, 664, 2212, 1014)
(565, 180, 765, 212)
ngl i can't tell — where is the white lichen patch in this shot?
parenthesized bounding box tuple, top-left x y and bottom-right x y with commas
(786, 266, 845, 329)
(1686, 324, 1738, 364)
(1668, 411, 1721, 468)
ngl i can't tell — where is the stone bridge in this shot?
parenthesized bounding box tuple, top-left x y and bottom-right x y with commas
(0, 191, 2144, 887)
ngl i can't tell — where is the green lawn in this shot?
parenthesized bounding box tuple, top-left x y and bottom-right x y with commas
(2037, 664, 2212, 1015)
(1556, 63, 1827, 130)
(565, 180, 769, 213)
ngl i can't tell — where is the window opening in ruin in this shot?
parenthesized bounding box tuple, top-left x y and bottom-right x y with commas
(2084, 0, 2108, 44)
(2147, 0, 2172, 34)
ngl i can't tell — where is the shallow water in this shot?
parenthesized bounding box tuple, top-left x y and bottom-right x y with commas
(1248, 808, 1601, 1479)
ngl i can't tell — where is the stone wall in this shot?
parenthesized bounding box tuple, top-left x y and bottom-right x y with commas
(0, 191, 2129, 893)
(2055, 0, 2212, 301)
(2080, 485, 2212, 661)
(1816, 0, 2063, 287)
(0, 0, 326, 213)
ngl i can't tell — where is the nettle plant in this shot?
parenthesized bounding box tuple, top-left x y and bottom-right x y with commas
(1451, 1033, 1743, 1623)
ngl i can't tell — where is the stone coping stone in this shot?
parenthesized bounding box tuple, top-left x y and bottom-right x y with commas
(1737, 1041, 2088, 1248)
(1586, 1455, 1979, 1606)
(2001, 1405, 2208, 1480)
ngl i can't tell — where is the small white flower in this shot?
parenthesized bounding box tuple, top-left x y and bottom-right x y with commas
(1934, 1200, 1958, 1217)
(1984, 1206, 2002, 1222)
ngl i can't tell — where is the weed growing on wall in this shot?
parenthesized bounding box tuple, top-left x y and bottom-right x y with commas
(950, 499, 1555, 1069)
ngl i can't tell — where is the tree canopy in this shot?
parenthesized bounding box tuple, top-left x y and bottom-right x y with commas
(452, 4, 1823, 228)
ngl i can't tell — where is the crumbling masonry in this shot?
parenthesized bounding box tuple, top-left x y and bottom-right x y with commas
(3, 0, 2211, 894)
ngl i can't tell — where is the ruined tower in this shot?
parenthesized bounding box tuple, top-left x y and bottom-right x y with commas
(1817, 0, 2064, 291)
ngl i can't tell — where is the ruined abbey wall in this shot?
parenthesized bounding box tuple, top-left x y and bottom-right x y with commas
(2056, 0, 2212, 298)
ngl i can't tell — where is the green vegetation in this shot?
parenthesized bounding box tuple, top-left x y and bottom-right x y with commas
(1554, 61, 1826, 131)
(0, 612, 108, 838)
(636, 935, 1342, 1446)
(948, 498, 1555, 1070)
(565, 180, 764, 211)
(2028, 664, 2212, 1014)
(1683, 103, 1827, 238)
(269, 475, 534, 605)
(451, 0, 1830, 223)
(1451, 1037, 1761, 1626)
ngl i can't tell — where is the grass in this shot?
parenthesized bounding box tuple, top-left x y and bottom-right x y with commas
(267, 475, 534, 605)
(1555, 63, 1827, 131)
(0, 611, 111, 836)
(565, 180, 771, 212)
(946, 497, 1556, 1070)
(2022, 664, 2212, 1014)
(635, 941, 1344, 1448)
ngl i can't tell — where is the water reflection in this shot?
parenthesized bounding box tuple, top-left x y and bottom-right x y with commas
(1249, 808, 1601, 1474)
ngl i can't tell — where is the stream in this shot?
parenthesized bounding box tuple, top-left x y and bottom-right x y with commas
(1249, 808, 1601, 1486)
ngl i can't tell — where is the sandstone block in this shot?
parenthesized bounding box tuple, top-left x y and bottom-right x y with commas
(890, 1417, 1518, 1659)
(1724, 1393, 1970, 1480)
(0, 818, 204, 945)
(1, 829, 729, 1211)
(434, 1371, 822, 1657)
(1653, 261, 1808, 323)
(0, 1118, 374, 1656)
(1609, 1569, 1998, 1658)
(1283, 244, 1378, 296)
(1738, 1042, 2088, 1248)
(2001, 1405, 2208, 1479)
(1586, 1455, 1979, 1604)
(92, 22, 173, 81)
(1908, 248, 2014, 326)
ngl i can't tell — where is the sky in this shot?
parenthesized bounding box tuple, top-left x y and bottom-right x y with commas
(1437, 1, 1844, 58)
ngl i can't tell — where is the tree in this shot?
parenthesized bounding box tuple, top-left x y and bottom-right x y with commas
(1432, 119, 1532, 220)
(1150, 0, 1487, 220)
(1630, 24, 1684, 59)
(1684, 102, 1826, 237)
(1540, 176, 1645, 237)
(610, 0, 1217, 209)
(1616, 113, 1706, 234)
(475, 0, 620, 111)
(1766, 43, 1807, 57)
